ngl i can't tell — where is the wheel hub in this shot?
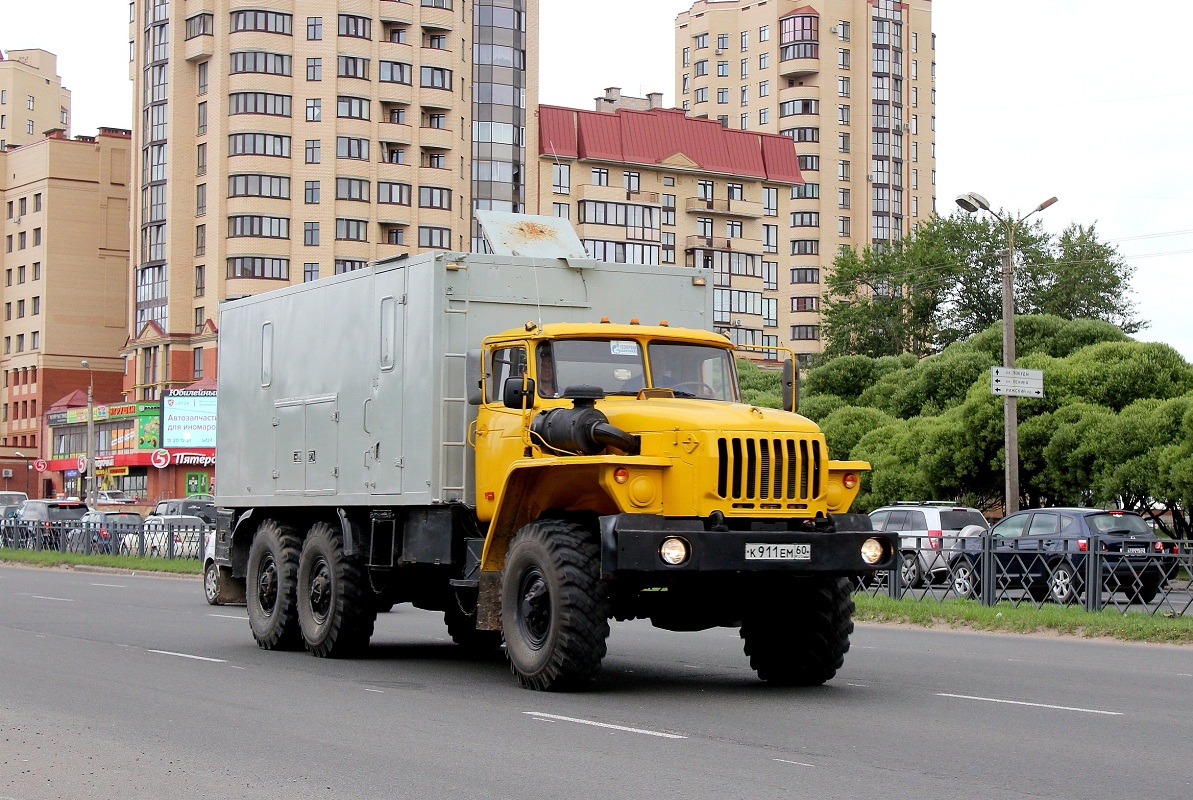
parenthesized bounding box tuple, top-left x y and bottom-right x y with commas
(518, 568, 551, 648)
(257, 554, 278, 615)
(308, 557, 332, 624)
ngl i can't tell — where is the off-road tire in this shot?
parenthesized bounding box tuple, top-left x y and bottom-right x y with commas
(741, 576, 854, 686)
(501, 519, 610, 690)
(204, 560, 222, 605)
(445, 596, 504, 652)
(246, 519, 303, 650)
(296, 522, 377, 658)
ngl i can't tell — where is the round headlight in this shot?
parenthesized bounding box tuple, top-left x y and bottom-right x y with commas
(659, 537, 690, 566)
(860, 537, 885, 565)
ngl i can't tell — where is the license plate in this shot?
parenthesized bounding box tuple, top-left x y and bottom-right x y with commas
(745, 543, 811, 561)
(1126, 546, 1146, 555)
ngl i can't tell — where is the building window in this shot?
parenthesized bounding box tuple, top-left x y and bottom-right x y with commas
(304, 222, 319, 246)
(230, 10, 292, 33)
(696, 217, 713, 237)
(229, 92, 292, 117)
(307, 17, 322, 40)
(552, 163, 570, 194)
(759, 108, 769, 125)
(623, 171, 640, 192)
(195, 224, 206, 255)
(387, 228, 405, 245)
(307, 58, 322, 81)
(336, 177, 370, 201)
(837, 160, 850, 181)
(838, 217, 851, 236)
(662, 194, 675, 226)
(337, 56, 369, 79)
(195, 184, 206, 216)
(336, 96, 370, 119)
(305, 180, 320, 203)
(378, 182, 412, 205)
(195, 265, 205, 296)
(591, 168, 608, 187)
(193, 347, 204, 379)
(304, 263, 319, 282)
(338, 14, 372, 39)
(335, 218, 368, 241)
(838, 132, 850, 152)
(838, 48, 850, 70)
(762, 224, 777, 253)
(418, 186, 451, 209)
(380, 61, 412, 84)
(697, 180, 713, 200)
(763, 187, 778, 216)
(420, 67, 452, 89)
(792, 296, 820, 312)
(695, 60, 708, 77)
(791, 211, 819, 227)
(336, 136, 369, 160)
(197, 61, 209, 94)
(717, 61, 729, 77)
(185, 13, 214, 39)
(791, 267, 820, 284)
(791, 325, 820, 341)
(552, 202, 569, 220)
(779, 99, 818, 117)
(793, 182, 820, 198)
(661, 231, 675, 264)
(694, 87, 708, 103)
(228, 132, 291, 157)
(694, 33, 708, 49)
(304, 139, 321, 163)
(228, 256, 289, 280)
(418, 226, 451, 248)
(194, 307, 205, 333)
(726, 220, 742, 239)
(230, 51, 292, 76)
(334, 259, 367, 275)
(197, 101, 207, 134)
(228, 174, 290, 198)
(228, 215, 289, 239)
(717, 88, 728, 104)
(790, 239, 819, 255)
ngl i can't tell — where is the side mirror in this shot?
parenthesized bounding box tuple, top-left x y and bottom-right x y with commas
(502, 376, 536, 409)
(465, 349, 482, 405)
(782, 358, 797, 412)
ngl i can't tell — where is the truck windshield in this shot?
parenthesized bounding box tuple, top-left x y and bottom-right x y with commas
(539, 339, 738, 401)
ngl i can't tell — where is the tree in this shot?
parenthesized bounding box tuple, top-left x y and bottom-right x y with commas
(821, 212, 1145, 357)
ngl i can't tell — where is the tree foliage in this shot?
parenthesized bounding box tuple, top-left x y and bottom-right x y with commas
(821, 213, 1145, 358)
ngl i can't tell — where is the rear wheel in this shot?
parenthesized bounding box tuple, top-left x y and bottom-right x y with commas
(900, 552, 924, 589)
(951, 559, 980, 599)
(501, 519, 609, 690)
(296, 522, 376, 658)
(246, 520, 303, 650)
(741, 577, 854, 686)
(1133, 580, 1160, 605)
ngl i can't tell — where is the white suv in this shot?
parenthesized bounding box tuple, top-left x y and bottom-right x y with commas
(869, 502, 989, 588)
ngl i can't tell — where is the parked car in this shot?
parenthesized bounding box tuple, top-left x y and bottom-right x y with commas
(7, 499, 89, 549)
(147, 497, 215, 525)
(869, 502, 990, 588)
(0, 491, 29, 521)
(96, 489, 137, 505)
(66, 510, 144, 554)
(949, 508, 1180, 604)
(121, 513, 207, 558)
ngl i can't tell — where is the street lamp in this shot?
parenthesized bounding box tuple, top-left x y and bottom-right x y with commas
(13, 451, 31, 496)
(81, 360, 95, 505)
(955, 192, 1058, 515)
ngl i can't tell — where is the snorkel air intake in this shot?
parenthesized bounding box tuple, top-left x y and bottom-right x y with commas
(530, 386, 640, 456)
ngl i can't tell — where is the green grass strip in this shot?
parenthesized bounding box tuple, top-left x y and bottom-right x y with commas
(0, 549, 202, 575)
(855, 593, 1193, 644)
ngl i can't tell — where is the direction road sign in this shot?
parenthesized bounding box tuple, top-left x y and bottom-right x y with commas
(991, 366, 1044, 398)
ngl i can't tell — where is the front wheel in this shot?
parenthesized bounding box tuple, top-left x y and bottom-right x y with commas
(246, 520, 303, 650)
(900, 552, 924, 589)
(296, 522, 376, 658)
(204, 561, 222, 605)
(501, 519, 610, 690)
(741, 577, 855, 686)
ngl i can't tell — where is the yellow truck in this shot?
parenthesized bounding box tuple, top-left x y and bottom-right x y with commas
(212, 216, 895, 690)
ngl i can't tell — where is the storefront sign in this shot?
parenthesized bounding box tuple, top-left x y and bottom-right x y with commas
(161, 390, 218, 448)
(151, 448, 216, 468)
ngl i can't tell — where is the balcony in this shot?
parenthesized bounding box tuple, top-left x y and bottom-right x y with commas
(576, 184, 661, 205)
(184, 34, 213, 62)
(417, 125, 455, 150)
(379, 2, 414, 24)
(684, 235, 763, 254)
(379, 121, 413, 144)
(419, 45, 455, 69)
(419, 5, 454, 30)
(684, 197, 764, 218)
(778, 42, 820, 78)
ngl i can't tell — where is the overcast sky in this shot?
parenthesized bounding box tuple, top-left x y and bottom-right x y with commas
(5, 0, 1191, 360)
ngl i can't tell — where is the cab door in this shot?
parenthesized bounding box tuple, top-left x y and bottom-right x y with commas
(473, 343, 529, 522)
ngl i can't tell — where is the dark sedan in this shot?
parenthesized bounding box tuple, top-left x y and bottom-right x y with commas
(949, 508, 1180, 604)
(66, 510, 145, 555)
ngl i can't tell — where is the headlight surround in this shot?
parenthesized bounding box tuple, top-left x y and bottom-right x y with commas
(860, 537, 886, 565)
(659, 536, 691, 566)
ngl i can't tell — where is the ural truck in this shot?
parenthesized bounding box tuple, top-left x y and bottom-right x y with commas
(211, 216, 895, 690)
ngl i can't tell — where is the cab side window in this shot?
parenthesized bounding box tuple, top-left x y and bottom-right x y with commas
(486, 345, 527, 404)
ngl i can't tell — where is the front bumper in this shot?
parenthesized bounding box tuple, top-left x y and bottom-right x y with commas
(599, 513, 897, 578)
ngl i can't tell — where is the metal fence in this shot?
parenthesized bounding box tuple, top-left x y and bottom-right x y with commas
(0, 519, 206, 560)
(855, 534, 1193, 617)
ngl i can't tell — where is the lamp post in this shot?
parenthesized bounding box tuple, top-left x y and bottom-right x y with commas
(954, 192, 1057, 515)
(13, 451, 31, 496)
(81, 360, 95, 505)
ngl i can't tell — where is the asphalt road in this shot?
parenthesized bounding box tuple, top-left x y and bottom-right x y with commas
(2, 564, 1190, 800)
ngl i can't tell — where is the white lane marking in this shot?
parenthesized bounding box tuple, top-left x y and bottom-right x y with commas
(938, 693, 1122, 716)
(523, 712, 686, 739)
(31, 595, 74, 602)
(148, 649, 227, 663)
(775, 758, 816, 767)
(208, 613, 250, 620)
(90, 583, 126, 588)
(365, 688, 384, 693)
(844, 682, 870, 688)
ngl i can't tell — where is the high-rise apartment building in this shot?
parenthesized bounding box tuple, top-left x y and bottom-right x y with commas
(538, 103, 801, 355)
(675, 0, 935, 356)
(0, 128, 132, 460)
(0, 49, 73, 150)
(126, 0, 536, 399)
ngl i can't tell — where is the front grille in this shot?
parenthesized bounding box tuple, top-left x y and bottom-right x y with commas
(716, 436, 821, 503)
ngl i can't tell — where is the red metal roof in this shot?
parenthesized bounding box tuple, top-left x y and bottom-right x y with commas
(539, 105, 802, 185)
(781, 5, 820, 18)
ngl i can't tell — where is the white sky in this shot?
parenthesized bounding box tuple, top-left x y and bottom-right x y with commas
(5, 0, 1191, 360)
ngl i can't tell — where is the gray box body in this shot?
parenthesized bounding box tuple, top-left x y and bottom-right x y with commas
(215, 252, 713, 510)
